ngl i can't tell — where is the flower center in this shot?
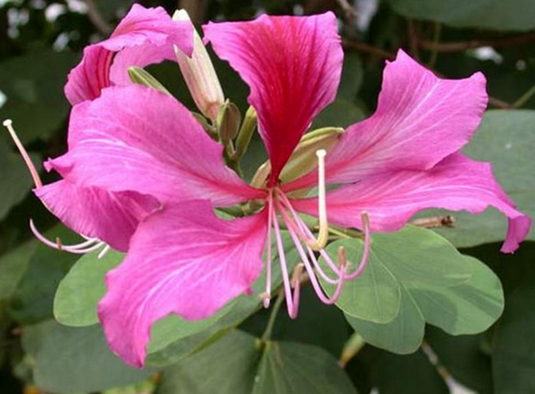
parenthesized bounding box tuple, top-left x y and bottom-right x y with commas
(261, 149, 372, 317)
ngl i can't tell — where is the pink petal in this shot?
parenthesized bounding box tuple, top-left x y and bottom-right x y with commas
(98, 200, 267, 367)
(65, 4, 193, 105)
(203, 13, 342, 185)
(284, 49, 488, 192)
(48, 85, 262, 207)
(35, 180, 159, 251)
(292, 154, 531, 253)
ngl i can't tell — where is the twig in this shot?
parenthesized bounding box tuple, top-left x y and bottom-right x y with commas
(342, 39, 395, 60)
(427, 22, 442, 68)
(407, 19, 421, 60)
(179, 0, 208, 25)
(488, 96, 514, 109)
(83, 0, 112, 35)
(513, 81, 535, 108)
(336, 0, 357, 22)
(419, 31, 535, 52)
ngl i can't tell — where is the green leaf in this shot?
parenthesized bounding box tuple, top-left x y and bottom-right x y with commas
(429, 110, 535, 248)
(54, 250, 124, 326)
(346, 255, 503, 354)
(9, 225, 81, 323)
(323, 226, 472, 324)
(0, 239, 36, 300)
(23, 320, 155, 393)
(158, 330, 357, 394)
(0, 138, 39, 220)
(493, 277, 535, 393)
(0, 50, 78, 143)
(388, 0, 535, 31)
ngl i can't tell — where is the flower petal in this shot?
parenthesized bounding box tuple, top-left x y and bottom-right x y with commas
(203, 13, 342, 184)
(98, 200, 267, 367)
(48, 85, 262, 207)
(292, 154, 531, 253)
(35, 180, 159, 251)
(284, 49, 487, 192)
(65, 4, 193, 104)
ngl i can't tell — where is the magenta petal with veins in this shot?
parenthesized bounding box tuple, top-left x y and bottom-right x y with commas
(65, 4, 193, 105)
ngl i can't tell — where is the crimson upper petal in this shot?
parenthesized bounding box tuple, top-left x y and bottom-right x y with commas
(203, 12, 343, 185)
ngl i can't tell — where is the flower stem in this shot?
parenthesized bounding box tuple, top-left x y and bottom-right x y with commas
(338, 332, 366, 367)
(261, 290, 285, 342)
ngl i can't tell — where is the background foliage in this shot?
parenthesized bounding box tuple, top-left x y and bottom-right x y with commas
(0, 0, 534, 393)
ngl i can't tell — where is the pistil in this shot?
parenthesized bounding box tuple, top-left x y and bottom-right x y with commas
(3, 120, 42, 188)
(307, 149, 329, 251)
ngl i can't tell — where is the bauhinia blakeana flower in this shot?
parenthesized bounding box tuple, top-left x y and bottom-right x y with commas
(4, 11, 530, 368)
(65, 4, 193, 105)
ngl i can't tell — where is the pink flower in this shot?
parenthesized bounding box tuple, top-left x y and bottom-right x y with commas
(5, 12, 530, 368)
(65, 4, 193, 105)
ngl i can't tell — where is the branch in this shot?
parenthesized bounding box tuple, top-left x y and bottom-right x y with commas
(83, 0, 112, 35)
(336, 0, 357, 22)
(342, 39, 395, 59)
(419, 31, 535, 52)
(178, 0, 208, 25)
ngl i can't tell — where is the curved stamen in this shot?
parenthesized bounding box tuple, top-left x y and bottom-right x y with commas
(343, 211, 372, 280)
(275, 199, 345, 305)
(276, 200, 341, 284)
(277, 192, 344, 279)
(307, 149, 328, 251)
(29, 219, 108, 255)
(3, 120, 43, 188)
(97, 244, 112, 259)
(272, 203, 300, 318)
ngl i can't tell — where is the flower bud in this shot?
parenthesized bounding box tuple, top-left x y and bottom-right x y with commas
(173, 9, 224, 122)
(217, 100, 241, 143)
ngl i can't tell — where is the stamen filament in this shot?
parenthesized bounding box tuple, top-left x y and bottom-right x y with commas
(263, 191, 275, 308)
(275, 199, 340, 284)
(307, 149, 328, 251)
(271, 204, 299, 318)
(3, 120, 43, 188)
(343, 212, 372, 280)
(275, 198, 345, 305)
(29, 219, 108, 254)
(277, 192, 344, 278)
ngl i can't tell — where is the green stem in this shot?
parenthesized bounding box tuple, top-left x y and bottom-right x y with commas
(339, 332, 366, 367)
(261, 290, 285, 342)
(513, 82, 535, 108)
